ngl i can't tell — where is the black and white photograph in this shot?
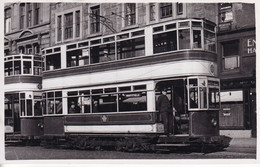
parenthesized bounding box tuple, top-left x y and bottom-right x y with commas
(2, 0, 258, 165)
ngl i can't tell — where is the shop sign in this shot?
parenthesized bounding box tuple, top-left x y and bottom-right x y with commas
(244, 37, 256, 55)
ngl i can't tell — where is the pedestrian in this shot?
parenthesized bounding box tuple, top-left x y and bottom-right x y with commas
(157, 88, 174, 135)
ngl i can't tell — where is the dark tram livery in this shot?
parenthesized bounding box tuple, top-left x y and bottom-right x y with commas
(5, 18, 230, 151)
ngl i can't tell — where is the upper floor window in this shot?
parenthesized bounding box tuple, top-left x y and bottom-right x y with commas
(149, 3, 156, 21)
(27, 3, 32, 27)
(56, 8, 81, 43)
(222, 40, 240, 70)
(5, 8, 11, 33)
(177, 3, 183, 15)
(219, 3, 233, 23)
(160, 3, 172, 19)
(34, 3, 40, 25)
(90, 5, 100, 34)
(64, 12, 73, 40)
(20, 3, 25, 29)
(125, 3, 136, 26)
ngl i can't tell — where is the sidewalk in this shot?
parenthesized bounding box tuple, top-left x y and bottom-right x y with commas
(229, 138, 256, 148)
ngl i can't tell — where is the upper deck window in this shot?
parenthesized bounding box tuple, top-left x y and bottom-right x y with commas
(117, 37, 145, 59)
(179, 29, 190, 49)
(90, 43, 116, 64)
(160, 3, 172, 19)
(46, 53, 61, 70)
(153, 30, 177, 53)
(125, 3, 136, 26)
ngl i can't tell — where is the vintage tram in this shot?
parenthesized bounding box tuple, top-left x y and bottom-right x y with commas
(4, 54, 43, 143)
(4, 18, 230, 151)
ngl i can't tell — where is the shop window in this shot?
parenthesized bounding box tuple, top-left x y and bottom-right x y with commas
(153, 31, 177, 54)
(90, 6, 100, 34)
(5, 8, 11, 33)
(160, 3, 172, 19)
(179, 29, 190, 49)
(46, 53, 61, 70)
(119, 92, 147, 112)
(64, 12, 73, 40)
(150, 4, 156, 21)
(193, 30, 202, 48)
(125, 3, 136, 26)
(90, 43, 115, 64)
(222, 40, 240, 70)
(117, 37, 145, 59)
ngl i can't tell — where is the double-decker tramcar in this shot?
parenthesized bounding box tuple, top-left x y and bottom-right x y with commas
(4, 54, 43, 143)
(40, 18, 230, 151)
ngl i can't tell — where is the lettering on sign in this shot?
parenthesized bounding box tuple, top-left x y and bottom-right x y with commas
(244, 37, 256, 55)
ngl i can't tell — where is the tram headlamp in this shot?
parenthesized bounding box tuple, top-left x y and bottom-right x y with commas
(211, 118, 217, 127)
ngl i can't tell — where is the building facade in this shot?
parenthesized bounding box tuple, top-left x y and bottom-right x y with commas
(217, 3, 256, 137)
(4, 3, 256, 138)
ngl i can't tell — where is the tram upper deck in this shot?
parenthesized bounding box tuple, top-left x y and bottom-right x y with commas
(42, 18, 217, 90)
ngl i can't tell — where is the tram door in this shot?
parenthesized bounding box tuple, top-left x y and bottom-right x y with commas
(5, 94, 20, 133)
(156, 79, 188, 135)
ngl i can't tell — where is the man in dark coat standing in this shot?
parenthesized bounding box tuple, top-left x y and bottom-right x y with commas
(157, 88, 174, 135)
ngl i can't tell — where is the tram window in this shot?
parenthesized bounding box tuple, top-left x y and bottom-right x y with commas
(189, 78, 197, 86)
(68, 91, 78, 96)
(119, 92, 147, 112)
(199, 87, 207, 109)
(189, 88, 198, 108)
(55, 91, 62, 97)
(204, 30, 216, 52)
(78, 96, 91, 113)
(179, 21, 189, 28)
(42, 100, 46, 115)
(23, 61, 32, 74)
(68, 97, 80, 114)
(5, 98, 12, 117)
(34, 101, 42, 116)
(55, 98, 62, 114)
(179, 29, 190, 49)
(67, 50, 82, 67)
(193, 30, 202, 48)
(90, 43, 115, 64)
(27, 100, 33, 116)
(4, 61, 13, 76)
(47, 92, 54, 98)
(21, 100, 25, 116)
(47, 100, 55, 114)
(133, 85, 146, 91)
(79, 90, 90, 95)
(92, 89, 103, 94)
(119, 86, 131, 92)
(192, 21, 202, 27)
(153, 31, 177, 54)
(14, 61, 21, 75)
(92, 94, 117, 113)
(117, 37, 145, 59)
(46, 53, 61, 71)
(33, 61, 41, 75)
(209, 88, 220, 108)
(104, 87, 117, 93)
